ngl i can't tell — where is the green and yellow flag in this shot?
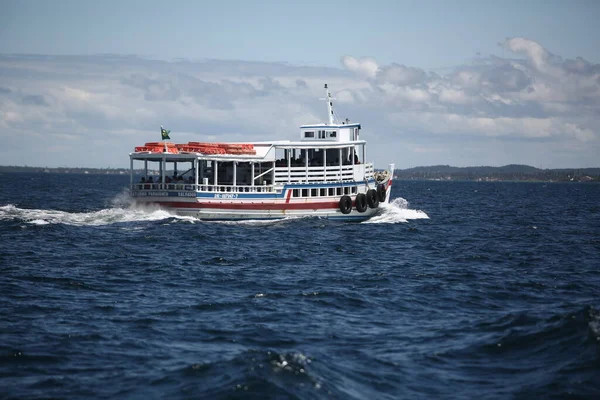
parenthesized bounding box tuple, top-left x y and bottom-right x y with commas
(160, 126, 171, 140)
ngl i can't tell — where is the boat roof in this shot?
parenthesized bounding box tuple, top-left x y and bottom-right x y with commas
(129, 139, 367, 161)
(258, 139, 366, 149)
(300, 123, 361, 129)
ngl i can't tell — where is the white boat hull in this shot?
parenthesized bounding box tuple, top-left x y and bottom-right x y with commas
(131, 179, 393, 221)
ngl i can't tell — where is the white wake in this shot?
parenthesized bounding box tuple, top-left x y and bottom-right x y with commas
(0, 194, 428, 227)
(0, 204, 192, 227)
(362, 197, 429, 224)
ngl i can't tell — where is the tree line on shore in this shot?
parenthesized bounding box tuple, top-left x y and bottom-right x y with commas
(394, 164, 600, 182)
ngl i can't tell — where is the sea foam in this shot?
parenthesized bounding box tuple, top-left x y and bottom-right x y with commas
(362, 197, 429, 224)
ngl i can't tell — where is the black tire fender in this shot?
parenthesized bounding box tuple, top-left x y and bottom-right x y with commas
(377, 183, 387, 202)
(355, 193, 368, 213)
(339, 195, 352, 214)
(366, 189, 380, 208)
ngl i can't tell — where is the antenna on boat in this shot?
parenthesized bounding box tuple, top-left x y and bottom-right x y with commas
(321, 84, 337, 125)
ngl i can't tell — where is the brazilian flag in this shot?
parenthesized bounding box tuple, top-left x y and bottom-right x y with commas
(161, 126, 171, 140)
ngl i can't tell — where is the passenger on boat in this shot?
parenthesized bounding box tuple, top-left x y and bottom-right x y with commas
(354, 154, 360, 164)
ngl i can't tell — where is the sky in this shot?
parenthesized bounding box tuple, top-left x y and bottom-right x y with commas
(0, 0, 599, 169)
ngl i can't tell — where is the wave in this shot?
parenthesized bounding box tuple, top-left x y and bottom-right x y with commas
(215, 197, 430, 226)
(362, 197, 429, 224)
(589, 307, 600, 338)
(213, 198, 430, 226)
(209, 217, 305, 226)
(0, 194, 428, 227)
(178, 349, 324, 398)
(0, 204, 190, 227)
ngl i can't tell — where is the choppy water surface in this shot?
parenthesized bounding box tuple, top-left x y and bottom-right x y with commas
(1, 172, 599, 399)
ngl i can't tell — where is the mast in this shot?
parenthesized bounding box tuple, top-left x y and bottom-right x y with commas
(322, 84, 336, 125)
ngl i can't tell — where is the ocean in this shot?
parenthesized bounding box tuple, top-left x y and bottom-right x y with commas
(1, 172, 599, 399)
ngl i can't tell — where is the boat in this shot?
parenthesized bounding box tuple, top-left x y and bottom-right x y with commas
(128, 84, 394, 221)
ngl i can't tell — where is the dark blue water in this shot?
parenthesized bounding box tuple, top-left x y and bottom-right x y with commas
(1, 172, 599, 399)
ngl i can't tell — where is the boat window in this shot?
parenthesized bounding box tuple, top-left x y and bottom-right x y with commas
(320, 188, 326, 196)
(311, 188, 318, 197)
(326, 130, 337, 138)
(336, 188, 342, 196)
(304, 131, 314, 138)
(293, 189, 300, 197)
(344, 187, 350, 195)
(352, 186, 357, 194)
(302, 189, 308, 197)
(318, 130, 325, 139)
(328, 188, 335, 196)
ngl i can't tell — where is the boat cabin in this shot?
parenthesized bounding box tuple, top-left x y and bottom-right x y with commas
(129, 84, 374, 198)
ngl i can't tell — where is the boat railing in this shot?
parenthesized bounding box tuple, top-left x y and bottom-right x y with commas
(199, 184, 275, 193)
(130, 183, 275, 193)
(273, 163, 374, 183)
(130, 163, 375, 192)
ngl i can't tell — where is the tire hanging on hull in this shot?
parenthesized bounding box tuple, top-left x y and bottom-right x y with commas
(377, 183, 387, 202)
(366, 189, 380, 208)
(355, 193, 367, 213)
(339, 195, 352, 214)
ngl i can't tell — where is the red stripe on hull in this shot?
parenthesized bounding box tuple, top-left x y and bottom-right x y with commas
(153, 201, 341, 210)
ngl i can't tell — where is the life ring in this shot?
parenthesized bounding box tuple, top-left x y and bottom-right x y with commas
(366, 189, 379, 208)
(355, 193, 367, 213)
(339, 195, 352, 214)
(377, 183, 387, 202)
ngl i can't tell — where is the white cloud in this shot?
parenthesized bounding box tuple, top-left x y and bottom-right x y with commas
(0, 39, 599, 168)
(437, 87, 473, 105)
(339, 37, 599, 157)
(501, 37, 560, 76)
(340, 56, 379, 78)
(377, 64, 426, 85)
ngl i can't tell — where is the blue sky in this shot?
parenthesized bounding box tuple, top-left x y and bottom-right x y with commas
(0, 0, 599, 168)
(2, 0, 598, 69)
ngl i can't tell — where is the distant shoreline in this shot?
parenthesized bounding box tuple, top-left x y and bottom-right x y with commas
(1, 164, 599, 182)
(393, 164, 600, 182)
